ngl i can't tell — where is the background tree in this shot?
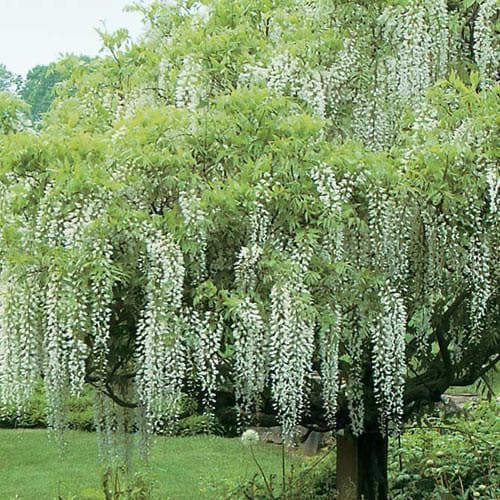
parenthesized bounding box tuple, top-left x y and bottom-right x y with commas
(0, 63, 21, 93)
(19, 55, 94, 122)
(0, 1, 498, 498)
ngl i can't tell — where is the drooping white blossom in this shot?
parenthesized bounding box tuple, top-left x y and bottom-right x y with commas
(175, 55, 207, 111)
(371, 284, 407, 434)
(269, 280, 314, 443)
(232, 298, 267, 425)
(135, 228, 185, 432)
(474, 0, 499, 85)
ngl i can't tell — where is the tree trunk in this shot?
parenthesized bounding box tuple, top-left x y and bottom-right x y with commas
(336, 429, 388, 499)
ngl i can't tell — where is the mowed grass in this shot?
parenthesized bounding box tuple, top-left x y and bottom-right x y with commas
(0, 429, 303, 499)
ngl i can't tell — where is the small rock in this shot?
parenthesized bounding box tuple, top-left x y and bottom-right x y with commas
(296, 425, 309, 442)
(249, 426, 283, 444)
(302, 431, 322, 456)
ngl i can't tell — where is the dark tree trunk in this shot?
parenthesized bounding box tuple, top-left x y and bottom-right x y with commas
(336, 429, 388, 500)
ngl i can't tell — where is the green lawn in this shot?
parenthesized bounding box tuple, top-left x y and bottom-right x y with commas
(0, 430, 303, 499)
(447, 368, 500, 396)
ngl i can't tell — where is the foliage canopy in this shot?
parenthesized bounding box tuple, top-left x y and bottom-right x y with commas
(0, 0, 498, 465)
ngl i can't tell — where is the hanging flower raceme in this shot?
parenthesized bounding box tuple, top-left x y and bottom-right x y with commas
(344, 314, 367, 437)
(367, 186, 410, 291)
(0, 268, 43, 413)
(371, 283, 407, 435)
(232, 297, 267, 426)
(465, 218, 492, 338)
(269, 279, 314, 443)
(312, 165, 353, 263)
(175, 55, 208, 111)
(318, 305, 342, 428)
(88, 238, 114, 376)
(135, 227, 186, 433)
(43, 269, 89, 436)
(474, 0, 499, 86)
(326, 38, 361, 119)
(234, 176, 272, 292)
(382, 1, 431, 101)
(179, 189, 208, 284)
(192, 309, 222, 415)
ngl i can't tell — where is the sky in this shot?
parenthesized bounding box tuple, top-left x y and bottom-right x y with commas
(0, 0, 144, 77)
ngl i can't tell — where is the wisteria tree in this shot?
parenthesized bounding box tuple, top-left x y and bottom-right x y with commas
(0, 0, 498, 498)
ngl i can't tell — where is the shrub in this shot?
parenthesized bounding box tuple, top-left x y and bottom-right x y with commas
(0, 384, 210, 434)
(172, 414, 222, 437)
(228, 402, 499, 499)
(389, 402, 499, 499)
(0, 382, 95, 431)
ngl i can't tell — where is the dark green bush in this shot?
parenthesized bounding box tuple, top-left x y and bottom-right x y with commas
(389, 401, 499, 499)
(0, 382, 95, 431)
(173, 414, 222, 437)
(0, 384, 211, 434)
(227, 402, 498, 499)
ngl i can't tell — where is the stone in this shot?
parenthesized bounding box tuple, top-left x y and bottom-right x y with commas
(302, 430, 322, 456)
(249, 425, 283, 444)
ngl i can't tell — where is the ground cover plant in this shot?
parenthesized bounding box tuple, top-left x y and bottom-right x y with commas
(389, 402, 499, 499)
(224, 401, 500, 499)
(0, 0, 498, 498)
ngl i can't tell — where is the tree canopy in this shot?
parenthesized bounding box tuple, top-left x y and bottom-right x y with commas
(0, 2, 498, 494)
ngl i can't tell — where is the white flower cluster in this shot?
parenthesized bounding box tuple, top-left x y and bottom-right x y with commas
(382, 2, 431, 101)
(192, 310, 222, 414)
(312, 166, 353, 216)
(235, 177, 272, 291)
(240, 52, 329, 118)
(157, 58, 171, 92)
(318, 305, 341, 427)
(425, 210, 463, 300)
(136, 228, 185, 433)
(312, 166, 354, 262)
(486, 163, 499, 214)
(116, 90, 157, 122)
(175, 55, 207, 111)
(326, 38, 361, 119)
(179, 190, 208, 283)
(234, 245, 263, 292)
(241, 428, 259, 446)
(352, 83, 394, 151)
(269, 280, 314, 444)
(44, 271, 89, 437)
(265, 52, 302, 96)
(354, 0, 449, 150)
(465, 226, 492, 337)
(474, 0, 499, 85)
(237, 0, 450, 148)
(425, 0, 449, 80)
(0, 270, 42, 413)
(410, 99, 439, 131)
(33, 193, 111, 435)
(190, 2, 211, 26)
(344, 319, 366, 437)
(371, 284, 407, 435)
(368, 187, 409, 290)
(89, 238, 113, 374)
(232, 298, 267, 425)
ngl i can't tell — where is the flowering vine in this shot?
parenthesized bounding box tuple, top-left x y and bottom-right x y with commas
(269, 279, 314, 443)
(232, 298, 267, 425)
